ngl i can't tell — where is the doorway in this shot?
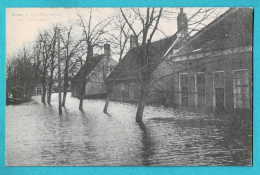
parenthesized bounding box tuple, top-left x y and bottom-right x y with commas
(213, 71, 225, 111)
(215, 87, 225, 110)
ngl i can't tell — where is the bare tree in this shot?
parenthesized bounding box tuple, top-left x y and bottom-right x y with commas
(147, 8, 225, 103)
(32, 41, 42, 93)
(38, 31, 55, 104)
(119, 8, 164, 122)
(77, 9, 111, 110)
(107, 11, 132, 61)
(6, 47, 35, 101)
(47, 26, 58, 104)
(103, 11, 132, 113)
(114, 8, 222, 122)
(60, 25, 83, 107)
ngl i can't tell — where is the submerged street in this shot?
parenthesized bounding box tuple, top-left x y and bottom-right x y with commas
(6, 93, 252, 166)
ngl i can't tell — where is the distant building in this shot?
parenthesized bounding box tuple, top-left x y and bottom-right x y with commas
(33, 84, 43, 95)
(71, 44, 117, 98)
(106, 8, 253, 113)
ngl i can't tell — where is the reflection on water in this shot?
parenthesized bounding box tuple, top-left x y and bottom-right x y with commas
(6, 93, 252, 166)
(138, 122, 156, 166)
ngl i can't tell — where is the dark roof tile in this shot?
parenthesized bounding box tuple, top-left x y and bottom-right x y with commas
(72, 54, 104, 82)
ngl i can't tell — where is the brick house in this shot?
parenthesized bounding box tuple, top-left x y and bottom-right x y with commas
(71, 44, 117, 98)
(163, 8, 253, 113)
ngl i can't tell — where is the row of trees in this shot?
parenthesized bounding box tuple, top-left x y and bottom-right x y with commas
(7, 8, 223, 122)
(6, 47, 35, 100)
(7, 10, 112, 108)
(7, 24, 82, 106)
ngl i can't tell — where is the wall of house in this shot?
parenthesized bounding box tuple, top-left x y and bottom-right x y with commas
(85, 57, 116, 98)
(109, 50, 252, 115)
(71, 81, 82, 98)
(170, 51, 252, 112)
(110, 80, 139, 102)
(149, 58, 174, 104)
(109, 61, 175, 104)
(85, 81, 106, 97)
(85, 64, 105, 97)
(71, 56, 117, 99)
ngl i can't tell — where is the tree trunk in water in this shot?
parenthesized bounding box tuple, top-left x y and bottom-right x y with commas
(41, 66, 47, 104)
(103, 94, 110, 113)
(79, 78, 87, 110)
(47, 87, 51, 104)
(62, 60, 69, 107)
(62, 70, 68, 107)
(48, 30, 57, 105)
(47, 73, 53, 104)
(136, 86, 147, 123)
(62, 90, 67, 107)
(103, 87, 111, 113)
(41, 82, 46, 104)
(78, 44, 93, 111)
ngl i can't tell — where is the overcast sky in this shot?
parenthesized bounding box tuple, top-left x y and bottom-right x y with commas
(6, 8, 228, 61)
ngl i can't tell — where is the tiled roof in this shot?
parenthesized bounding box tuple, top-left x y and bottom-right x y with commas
(181, 8, 253, 55)
(106, 35, 177, 81)
(71, 54, 104, 82)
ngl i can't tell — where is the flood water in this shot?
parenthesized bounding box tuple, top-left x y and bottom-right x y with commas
(6, 93, 252, 166)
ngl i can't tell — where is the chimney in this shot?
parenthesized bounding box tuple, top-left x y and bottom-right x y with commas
(177, 8, 188, 37)
(104, 44, 110, 56)
(130, 35, 138, 49)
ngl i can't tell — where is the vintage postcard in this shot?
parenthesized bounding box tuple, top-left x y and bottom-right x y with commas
(5, 7, 253, 166)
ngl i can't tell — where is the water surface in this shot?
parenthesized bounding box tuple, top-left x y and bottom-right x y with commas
(6, 93, 252, 166)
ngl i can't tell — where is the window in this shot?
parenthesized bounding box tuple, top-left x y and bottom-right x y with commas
(213, 71, 225, 110)
(196, 72, 206, 107)
(233, 70, 249, 109)
(114, 84, 121, 100)
(36, 87, 42, 95)
(179, 74, 189, 106)
(129, 82, 139, 100)
(121, 83, 125, 90)
(121, 82, 129, 100)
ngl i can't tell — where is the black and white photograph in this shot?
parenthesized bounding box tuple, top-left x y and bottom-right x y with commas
(5, 7, 253, 166)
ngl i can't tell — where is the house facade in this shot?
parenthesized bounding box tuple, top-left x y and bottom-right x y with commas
(167, 8, 252, 113)
(107, 34, 177, 103)
(110, 79, 140, 102)
(107, 8, 253, 114)
(71, 44, 117, 98)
